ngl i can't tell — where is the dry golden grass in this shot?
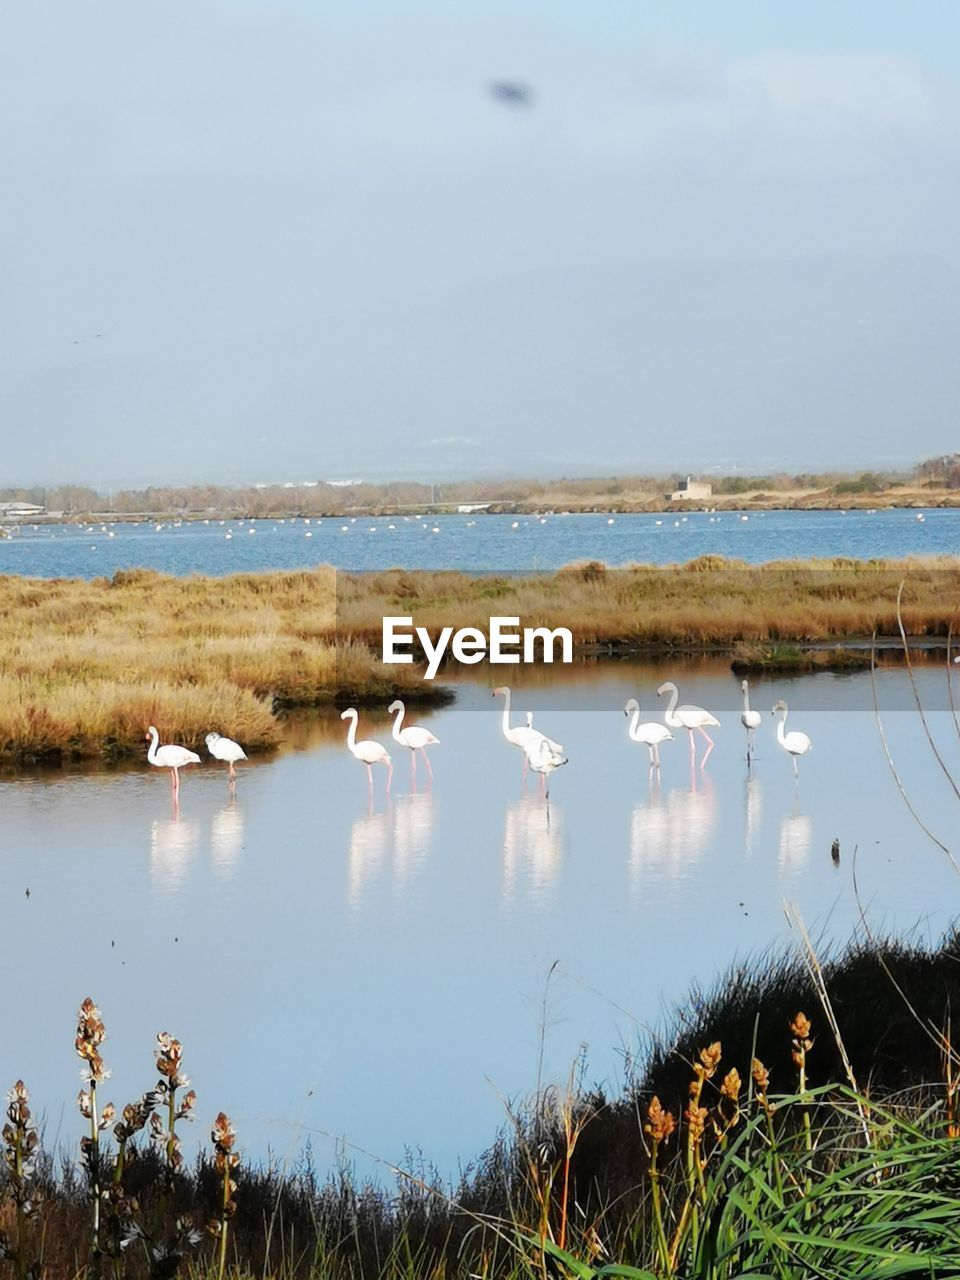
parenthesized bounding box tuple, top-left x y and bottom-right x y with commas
(2, 555, 958, 762)
(0, 567, 426, 762)
(337, 556, 960, 649)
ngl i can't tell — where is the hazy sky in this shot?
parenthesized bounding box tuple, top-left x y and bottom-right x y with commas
(3, 1, 960, 486)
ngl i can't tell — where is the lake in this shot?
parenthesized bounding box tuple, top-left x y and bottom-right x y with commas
(2, 661, 958, 1177)
(2, 506, 959, 578)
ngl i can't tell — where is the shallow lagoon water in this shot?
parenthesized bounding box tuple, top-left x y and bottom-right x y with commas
(2, 662, 959, 1176)
(2, 506, 960, 578)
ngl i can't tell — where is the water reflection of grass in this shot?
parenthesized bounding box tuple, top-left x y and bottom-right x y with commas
(1, 556, 957, 763)
(5, 936, 960, 1277)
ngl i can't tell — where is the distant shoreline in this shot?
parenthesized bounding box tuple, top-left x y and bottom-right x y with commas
(4, 493, 960, 526)
(5, 459, 960, 524)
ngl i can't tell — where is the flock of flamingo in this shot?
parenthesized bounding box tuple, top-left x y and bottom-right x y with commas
(144, 677, 812, 801)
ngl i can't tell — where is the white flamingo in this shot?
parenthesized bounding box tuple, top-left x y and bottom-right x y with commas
(771, 700, 812, 777)
(146, 726, 201, 795)
(388, 700, 439, 781)
(523, 712, 568, 798)
(493, 686, 543, 775)
(657, 682, 720, 766)
(624, 698, 673, 770)
(204, 731, 247, 780)
(739, 680, 762, 762)
(341, 708, 393, 795)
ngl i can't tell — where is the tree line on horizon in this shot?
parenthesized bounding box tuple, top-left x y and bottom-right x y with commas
(0, 457, 953, 516)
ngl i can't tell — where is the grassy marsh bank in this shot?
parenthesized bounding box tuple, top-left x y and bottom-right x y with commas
(4, 934, 960, 1278)
(1, 556, 958, 762)
(340, 556, 960, 652)
(0, 568, 435, 763)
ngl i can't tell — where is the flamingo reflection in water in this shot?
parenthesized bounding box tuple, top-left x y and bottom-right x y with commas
(150, 815, 200, 893)
(502, 792, 563, 908)
(778, 804, 812, 871)
(744, 775, 762, 855)
(347, 807, 391, 911)
(210, 797, 244, 875)
(629, 767, 717, 890)
(392, 789, 434, 885)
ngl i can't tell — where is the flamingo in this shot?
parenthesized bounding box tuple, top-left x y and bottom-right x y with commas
(204, 731, 247, 780)
(146, 726, 201, 795)
(387, 700, 439, 781)
(624, 698, 673, 770)
(739, 680, 762, 763)
(522, 712, 568, 798)
(657, 682, 720, 766)
(340, 708, 393, 795)
(771, 700, 812, 777)
(492, 686, 543, 776)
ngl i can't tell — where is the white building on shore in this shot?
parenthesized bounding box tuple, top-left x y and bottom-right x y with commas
(668, 477, 712, 501)
(0, 501, 45, 519)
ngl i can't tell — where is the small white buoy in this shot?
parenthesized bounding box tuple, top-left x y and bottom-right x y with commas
(225, 533, 232, 540)
(511, 521, 519, 529)
(305, 531, 312, 538)
(340, 525, 349, 532)
(607, 518, 615, 525)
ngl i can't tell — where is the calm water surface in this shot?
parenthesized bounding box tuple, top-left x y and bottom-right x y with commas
(2, 664, 958, 1175)
(2, 507, 959, 577)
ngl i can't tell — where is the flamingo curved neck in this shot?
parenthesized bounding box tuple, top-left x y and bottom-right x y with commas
(499, 688, 513, 737)
(390, 703, 406, 740)
(742, 687, 751, 714)
(626, 702, 641, 739)
(147, 727, 160, 765)
(776, 708, 788, 746)
(662, 685, 680, 726)
(343, 711, 358, 750)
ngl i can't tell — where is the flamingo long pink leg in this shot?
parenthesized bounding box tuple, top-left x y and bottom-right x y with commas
(698, 726, 715, 767)
(421, 748, 433, 779)
(385, 761, 393, 793)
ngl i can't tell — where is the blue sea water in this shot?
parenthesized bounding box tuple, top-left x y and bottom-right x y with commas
(1, 507, 958, 578)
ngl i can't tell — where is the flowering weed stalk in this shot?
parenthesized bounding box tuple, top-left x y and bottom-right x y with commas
(790, 1012, 814, 1162)
(76, 997, 112, 1269)
(209, 1112, 239, 1280)
(151, 1033, 196, 1190)
(0, 1081, 39, 1280)
(643, 1096, 675, 1276)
